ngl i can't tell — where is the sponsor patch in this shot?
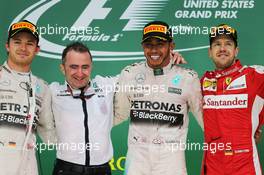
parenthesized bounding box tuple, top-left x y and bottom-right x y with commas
(135, 73, 146, 84)
(172, 75, 181, 86)
(0, 79, 11, 86)
(35, 84, 42, 94)
(133, 93, 144, 98)
(0, 103, 28, 114)
(8, 142, 16, 148)
(92, 82, 98, 88)
(224, 150, 233, 156)
(144, 25, 166, 34)
(130, 109, 184, 127)
(203, 77, 217, 91)
(11, 21, 36, 32)
(187, 70, 196, 77)
(168, 87, 182, 95)
(0, 113, 38, 129)
(226, 75, 247, 90)
(153, 68, 163, 76)
(94, 88, 103, 93)
(0, 94, 13, 99)
(131, 100, 182, 113)
(130, 101, 183, 127)
(234, 149, 249, 154)
(225, 77, 232, 86)
(203, 94, 248, 109)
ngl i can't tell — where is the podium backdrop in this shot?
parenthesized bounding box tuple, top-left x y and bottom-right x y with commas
(1, 0, 263, 174)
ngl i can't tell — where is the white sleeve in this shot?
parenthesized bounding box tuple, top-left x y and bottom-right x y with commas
(37, 82, 57, 144)
(187, 74, 204, 130)
(95, 75, 119, 85)
(113, 71, 130, 126)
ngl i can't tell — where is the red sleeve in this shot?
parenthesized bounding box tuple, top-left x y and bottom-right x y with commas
(251, 66, 264, 126)
(252, 65, 264, 98)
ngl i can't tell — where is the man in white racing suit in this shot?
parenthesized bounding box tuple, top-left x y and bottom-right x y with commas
(0, 20, 56, 175)
(114, 21, 204, 175)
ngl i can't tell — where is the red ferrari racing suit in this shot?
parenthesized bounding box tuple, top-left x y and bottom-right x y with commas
(201, 60, 264, 175)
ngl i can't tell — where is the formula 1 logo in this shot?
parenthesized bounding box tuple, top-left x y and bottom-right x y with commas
(10, 0, 207, 61)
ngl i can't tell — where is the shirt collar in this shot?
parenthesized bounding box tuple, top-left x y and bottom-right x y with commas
(3, 61, 31, 76)
(208, 59, 243, 78)
(145, 59, 174, 76)
(65, 80, 95, 98)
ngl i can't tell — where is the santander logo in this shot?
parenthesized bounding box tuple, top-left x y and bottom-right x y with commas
(203, 94, 248, 109)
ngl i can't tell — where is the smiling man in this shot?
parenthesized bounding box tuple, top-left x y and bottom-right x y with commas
(201, 24, 264, 175)
(0, 20, 56, 175)
(114, 21, 204, 175)
(50, 42, 115, 175)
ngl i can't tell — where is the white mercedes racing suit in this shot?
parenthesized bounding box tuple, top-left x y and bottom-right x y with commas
(0, 62, 56, 175)
(114, 61, 203, 175)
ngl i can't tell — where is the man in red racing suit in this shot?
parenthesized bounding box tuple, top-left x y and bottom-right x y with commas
(201, 24, 264, 175)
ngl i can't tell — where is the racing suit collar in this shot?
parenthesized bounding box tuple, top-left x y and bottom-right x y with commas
(2, 61, 32, 83)
(3, 61, 31, 76)
(209, 59, 243, 78)
(145, 59, 174, 76)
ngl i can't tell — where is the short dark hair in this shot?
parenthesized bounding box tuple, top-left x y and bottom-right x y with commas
(62, 42, 92, 64)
